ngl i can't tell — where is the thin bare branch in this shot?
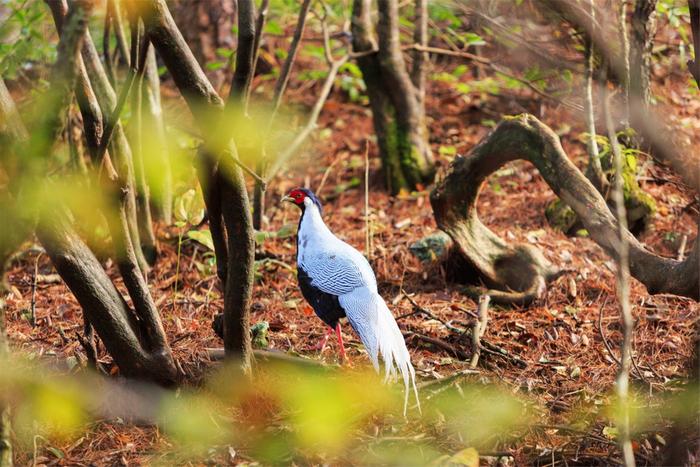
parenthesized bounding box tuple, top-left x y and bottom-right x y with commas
(270, 0, 313, 116)
(605, 89, 635, 467)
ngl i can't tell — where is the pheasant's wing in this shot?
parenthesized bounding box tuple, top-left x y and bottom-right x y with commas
(299, 246, 374, 296)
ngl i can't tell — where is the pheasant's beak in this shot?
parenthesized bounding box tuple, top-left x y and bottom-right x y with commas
(281, 195, 294, 204)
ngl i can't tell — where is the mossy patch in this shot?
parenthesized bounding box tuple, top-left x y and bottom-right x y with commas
(545, 198, 579, 234)
(547, 130, 656, 234)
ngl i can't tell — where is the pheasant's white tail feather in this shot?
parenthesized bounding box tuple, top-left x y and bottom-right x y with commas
(339, 287, 421, 416)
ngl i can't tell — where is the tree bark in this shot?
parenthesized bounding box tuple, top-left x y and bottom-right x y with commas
(129, 37, 158, 265)
(142, 0, 254, 370)
(170, 0, 235, 90)
(36, 210, 178, 384)
(352, 0, 434, 194)
(142, 46, 173, 224)
(630, 0, 657, 111)
(38, 0, 179, 385)
(228, 0, 256, 104)
(0, 300, 11, 467)
(431, 114, 699, 302)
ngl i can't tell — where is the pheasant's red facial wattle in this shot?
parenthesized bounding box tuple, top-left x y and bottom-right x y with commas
(283, 188, 307, 207)
(290, 189, 306, 205)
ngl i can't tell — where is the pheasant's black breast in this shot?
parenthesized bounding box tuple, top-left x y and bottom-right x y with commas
(297, 265, 346, 328)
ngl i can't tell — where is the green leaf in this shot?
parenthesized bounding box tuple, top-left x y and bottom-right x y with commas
(175, 189, 205, 225)
(462, 32, 486, 46)
(602, 425, 619, 439)
(216, 47, 234, 58)
(206, 61, 225, 71)
(187, 229, 214, 251)
(275, 223, 296, 239)
(46, 446, 65, 459)
(439, 145, 457, 156)
(266, 20, 283, 35)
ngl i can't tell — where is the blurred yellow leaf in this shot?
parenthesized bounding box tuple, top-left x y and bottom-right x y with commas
(447, 447, 479, 467)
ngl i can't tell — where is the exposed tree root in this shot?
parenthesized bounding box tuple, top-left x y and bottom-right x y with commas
(431, 114, 699, 301)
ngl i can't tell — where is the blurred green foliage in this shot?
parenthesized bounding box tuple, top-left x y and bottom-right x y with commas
(0, 0, 55, 80)
(0, 352, 534, 464)
(4, 350, 695, 464)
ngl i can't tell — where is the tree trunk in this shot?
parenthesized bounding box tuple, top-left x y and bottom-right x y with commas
(0, 79, 30, 292)
(583, 0, 606, 193)
(170, 0, 235, 90)
(77, 17, 150, 273)
(142, 0, 254, 371)
(130, 43, 158, 265)
(630, 0, 657, 111)
(351, 0, 434, 194)
(36, 209, 178, 384)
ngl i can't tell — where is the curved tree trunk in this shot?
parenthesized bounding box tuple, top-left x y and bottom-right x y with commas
(431, 114, 698, 303)
(37, 210, 178, 384)
(351, 0, 434, 194)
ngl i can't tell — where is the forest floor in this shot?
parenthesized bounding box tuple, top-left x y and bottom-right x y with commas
(4, 26, 700, 467)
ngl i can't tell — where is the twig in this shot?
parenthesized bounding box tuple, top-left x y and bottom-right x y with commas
(30, 252, 40, 327)
(400, 292, 527, 368)
(109, 0, 130, 69)
(223, 149, 266, 187)
(470, 295, 490, 368)
(399, 292, 462, 333)
(597, 299, 651, 383)
(266, 54, 349, 179)
(417, 368, 480, 390)
(405, 331, 470, 360)
(315, 154, 343, 197)
(364, 140, 371, 259)
(270, 0, 313, 118)
(103, 0, 115, 86)
(606, 83, 635, 467)
(408, 44, 583, 111)
(96, 26, 149, 165)
(677, 234, 688, 261)
(597, 298, 621, 366)
(618, 0, 631, 126)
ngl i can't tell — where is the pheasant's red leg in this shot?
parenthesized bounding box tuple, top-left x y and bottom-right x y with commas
(335, 322, 347, 362)
(313, 327, 333, 352)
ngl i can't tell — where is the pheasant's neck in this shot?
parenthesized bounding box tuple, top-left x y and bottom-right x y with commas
(298, 204, 332, 241)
